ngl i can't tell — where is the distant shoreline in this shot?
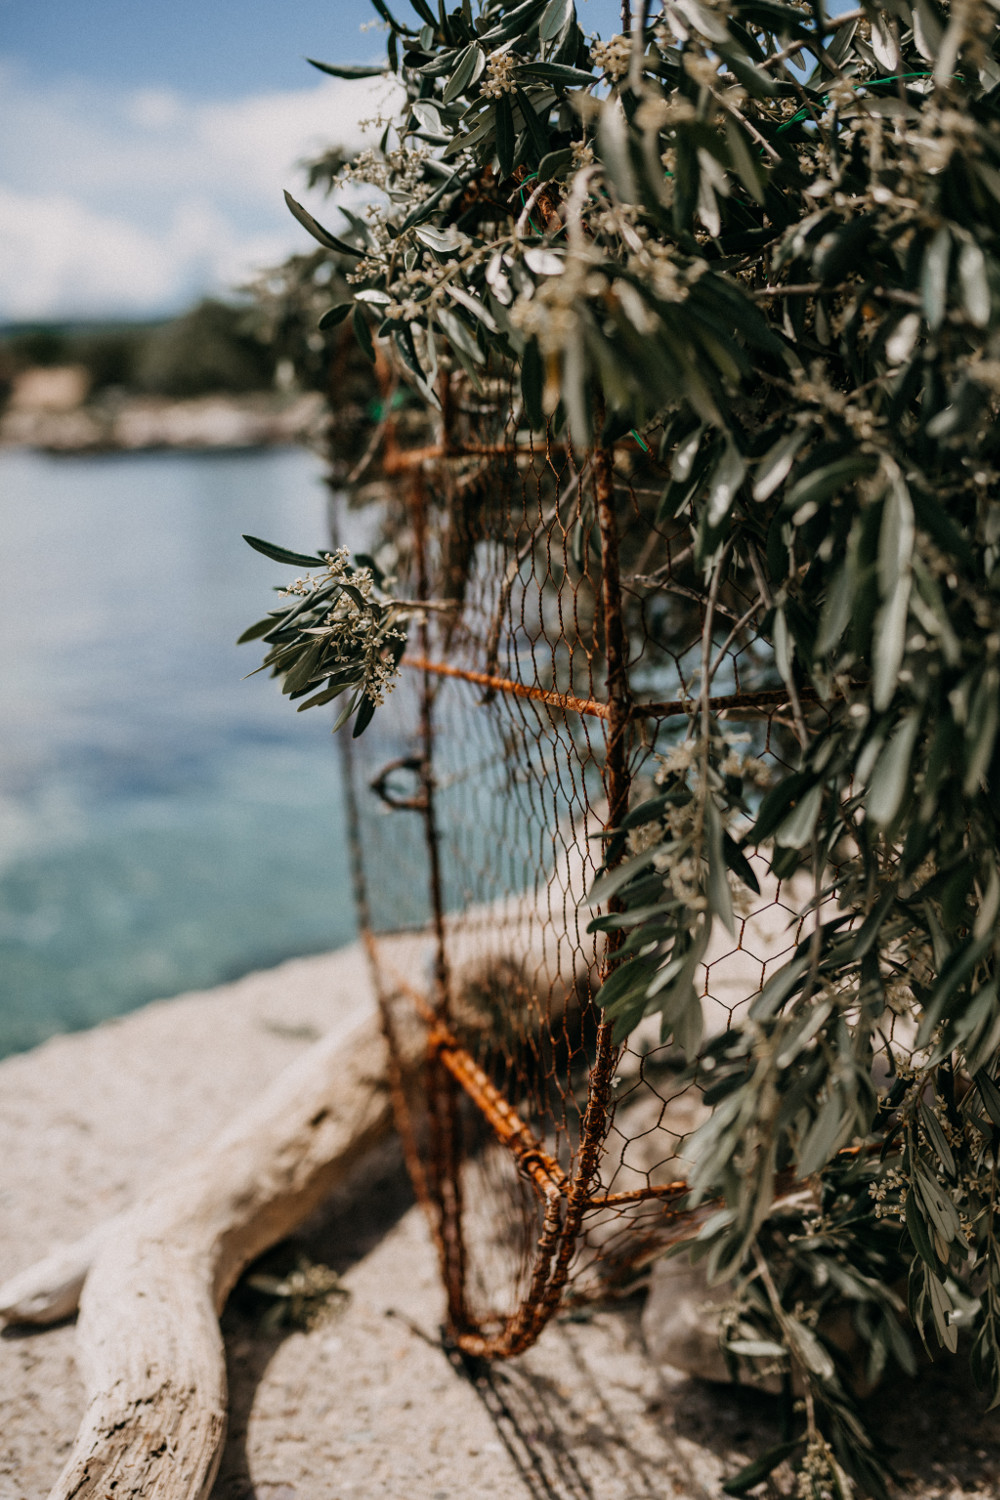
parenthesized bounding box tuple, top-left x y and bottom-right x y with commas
(0, 388, 324, 455)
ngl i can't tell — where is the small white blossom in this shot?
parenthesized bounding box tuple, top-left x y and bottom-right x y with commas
(482, 49, 518, 98)
(590, 34, 631, 82)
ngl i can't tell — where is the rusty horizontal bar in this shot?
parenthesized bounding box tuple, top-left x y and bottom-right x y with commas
(429, 1024, 570, 1200)
(403, 655, 611, 719)
(383, 442, 561, 473)
(638, 685, 819, 720)
(403, 656, 809, 723)
(585, 1182, 689, 1208)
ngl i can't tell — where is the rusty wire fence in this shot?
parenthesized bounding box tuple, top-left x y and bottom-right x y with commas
(337, 366, 812, 1359)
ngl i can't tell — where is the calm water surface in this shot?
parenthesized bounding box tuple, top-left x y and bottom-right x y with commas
(0, 446, 360, 1057)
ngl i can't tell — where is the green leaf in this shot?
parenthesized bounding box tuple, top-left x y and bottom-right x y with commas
(447, 283, 499, 332)
(353, 304, 376, 364)
(751, 771, 813, 846)
(773, 607, 794, 688)
(306, 59, 387, 79)
(297, 682, 346, 712)
(409, 0, 438, 26)
(705, 443, 745, 529)
(873, 585, 910, 713)
(721, 1441, 804, 1496)
(867, 712, 920, 828)
(398, 165, 470, 233)
(775, 781, 823, 850)
(521, 338, 544, 428)
(725, 1338, 788, 1359)
(537, 146, 573, 180)
(539, 0, 573, 44)
(920, 1103, 956, 1179)
(283, 191, 362, 257)
(237, 614, 282, 645)
(724, 114, 765, 204)
(786, 1316, 835, 1380)
(590, 845, 662, 906)
(706, 798, 735, 935)
(798, 1095, 850, 1179)
(371, 0, 408, 30)
(318, 303, 353, 330)
(513, 85, 550, 159)
(243, 535, 325, 568)
(442, 42, 486, 103)
(436, 305, 484, 364)
(964, 667, 1000, 794)
(784, 454, 875, 523)
(598, 96, 637, 203)
(905, 1187, 940, 1271)
(958, 240, 991, 327)
(722, 833, 760, 895)
(975, 1068, 1000, 1127)
(496, 93, 515, 178)
(753, 428, 808, 502)
(352, 694, 378, 737)
(479, 0, 547, 45)
(922, 227, 951, 332)
(815, 560, 854, 657)
(516, 61, 595, 87)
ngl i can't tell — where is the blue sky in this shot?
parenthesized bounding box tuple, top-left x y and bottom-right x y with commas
(0, 0, 621, 322)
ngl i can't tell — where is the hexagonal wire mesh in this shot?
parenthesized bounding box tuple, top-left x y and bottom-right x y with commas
(339, 365, 822, 1359)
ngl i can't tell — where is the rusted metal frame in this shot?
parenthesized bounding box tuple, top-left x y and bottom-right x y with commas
(379, 958, 640, 1211)
(409, 468, 471, 1335)
(587, 1182, 689, 1208)
(402, 654, 613, 720)
(384, 431, 639, 475)
(394, 957, 694, 1209)
(532, 440, 633, 1321)
(401, 656, 816, 723)
(383, 442, 562, 473)
(429, 1025, 570, 1199)
(453, 445, 633, 1360)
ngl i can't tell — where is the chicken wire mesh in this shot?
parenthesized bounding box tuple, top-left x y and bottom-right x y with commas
(338, 365, 820, 1359)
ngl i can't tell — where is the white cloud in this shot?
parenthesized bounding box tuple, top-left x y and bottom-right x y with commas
(0, 60, 401, 320)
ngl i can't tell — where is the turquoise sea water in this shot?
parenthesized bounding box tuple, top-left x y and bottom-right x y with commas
(0, 446, 361, 1058)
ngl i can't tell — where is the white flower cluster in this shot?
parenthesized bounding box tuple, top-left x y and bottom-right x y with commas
(482, 49, 517, 98)
(868, 1165, 908, 1223)
(633, 736, 771, 911)
(682, 52, 719, 90)
(335, 145, 429, 197)
(508, 248, 604, 354)
(795, 1436, 844, 1500)
(590, 34, 631, 82)
(281, 548, 405, 707)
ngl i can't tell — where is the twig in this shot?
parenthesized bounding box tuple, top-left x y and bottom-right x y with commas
(759, 11, 862, 75)
(709, 594, 767, 682)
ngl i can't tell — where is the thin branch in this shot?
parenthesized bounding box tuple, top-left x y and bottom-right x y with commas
(709, 594, 767, 683)
(758, 10, 862, 75)
(628, 0, 650, 96)
(723, 98, 782, 163)
(699, 539, 734, 747)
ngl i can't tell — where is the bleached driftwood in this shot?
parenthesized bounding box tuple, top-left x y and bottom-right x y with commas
(0, 1012, 400, 1500)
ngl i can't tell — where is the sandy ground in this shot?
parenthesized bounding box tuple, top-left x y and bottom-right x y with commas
(1, 944, 998, 1500)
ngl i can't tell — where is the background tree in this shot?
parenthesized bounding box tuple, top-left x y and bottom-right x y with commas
(135, 298, 276, 397)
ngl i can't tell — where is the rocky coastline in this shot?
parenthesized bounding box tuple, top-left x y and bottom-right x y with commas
(0, 365, 324, 454)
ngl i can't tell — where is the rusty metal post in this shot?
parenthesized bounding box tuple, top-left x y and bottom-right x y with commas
(409, 467, 471, 1337)
(452, 442, 633, 1360)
